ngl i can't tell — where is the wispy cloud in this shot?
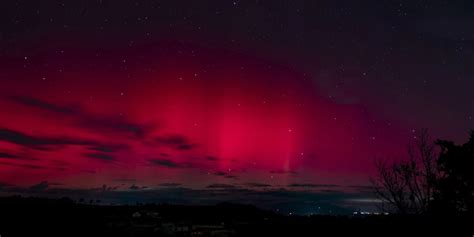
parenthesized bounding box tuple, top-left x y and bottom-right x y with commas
(29, 181, 50, 192)
(149, 159, 192, 168)
(0, 152, 19, 159)
(159, 183, 182, 187)
(84, 152, 115, 162)
(287, 183, 340, 188)
(243, 182, 272, 188)
(9, 96, 153, 138)
(129, 184, 147, 190)
(206, 183, 239, 189)
(0, 128, 98, 149)
(0, 161, 54, 170)
(88, 144, 128, 153)
(155, 135, 196, 151)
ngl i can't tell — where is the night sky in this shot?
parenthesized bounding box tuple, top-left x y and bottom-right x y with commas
(0, 1, 473, 214)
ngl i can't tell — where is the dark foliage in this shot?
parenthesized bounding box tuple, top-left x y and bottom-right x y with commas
(432, 131, 474, 215)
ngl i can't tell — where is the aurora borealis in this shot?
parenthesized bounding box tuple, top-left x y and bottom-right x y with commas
(0, 1, 472, 214)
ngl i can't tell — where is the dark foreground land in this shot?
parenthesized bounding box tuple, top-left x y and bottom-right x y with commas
(0, 196, 472, 237)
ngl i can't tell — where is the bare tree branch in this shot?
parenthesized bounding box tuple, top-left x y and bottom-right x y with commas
(371, 129, 438, 214)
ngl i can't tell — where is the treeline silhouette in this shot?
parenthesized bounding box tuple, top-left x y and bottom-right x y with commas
(373, 129, 474, 216)
(0, 196, 472, 236)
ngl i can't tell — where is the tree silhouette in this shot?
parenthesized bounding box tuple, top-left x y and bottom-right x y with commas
(371, 129, 438, 214)
(373, 129, 474, 216)
(432, 131, 474, 215)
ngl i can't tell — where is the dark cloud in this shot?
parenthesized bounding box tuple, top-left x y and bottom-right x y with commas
(287, 183, 340, 188)
(155, 135, 188, 145)
(0, 160, 65, 171)
(155, 135, 196, 151)
(244, 183, 272, 188)
(0, 128, 97, 149)
(9, 96, 151, 138)
(347, 185, 374, 193)
(89, 184, 119, 192)
(18, 164, 45, 169)
(347, 185, 373, 189)
(213, 171, 239, 180)
(206, 156, 218, 161)
(0, 152, 38, 161)
(79, 115, 150, 139)
(0, 128, 127, 162)
(206, 184, 239, 189)
(149, 159, 191, 168)
(88, 144, 128, 153)
(29, 181, 50, 192)
(0, 161, 45, 170)
(107, 186, 119, 191)
(9, 96, 80, 114)
(0, 182, 13, 189)
(84, 152, 115, 162)
(319, 189, 343, 194)
(159, 183, 182, 187)
(176, 144, 194, 150)
(129, 184, 147, 190)
(0, 152, 19, 159)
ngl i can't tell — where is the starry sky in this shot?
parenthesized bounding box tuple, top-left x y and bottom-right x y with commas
(0, 0, 473, 214)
